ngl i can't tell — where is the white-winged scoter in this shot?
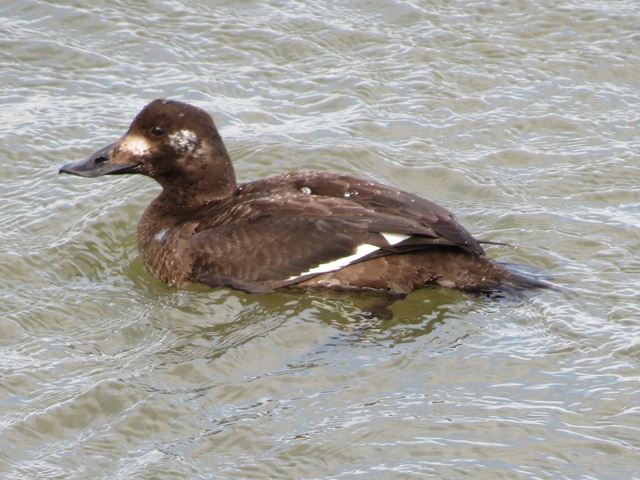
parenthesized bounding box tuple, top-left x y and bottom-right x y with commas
(59, 99, 546, 294)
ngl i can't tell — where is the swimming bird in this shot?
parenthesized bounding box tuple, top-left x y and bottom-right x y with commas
(59, 99, 545, 295)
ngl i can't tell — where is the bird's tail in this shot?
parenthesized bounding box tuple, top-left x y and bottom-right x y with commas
(496, 262, 553, 292)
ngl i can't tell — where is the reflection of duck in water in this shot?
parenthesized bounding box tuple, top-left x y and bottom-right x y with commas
(60, 99, 547, 296)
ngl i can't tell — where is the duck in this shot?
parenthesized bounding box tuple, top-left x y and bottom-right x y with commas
(59, 99, 546, 295)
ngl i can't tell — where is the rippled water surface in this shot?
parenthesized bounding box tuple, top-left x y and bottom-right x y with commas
(2, 1, 640, 478)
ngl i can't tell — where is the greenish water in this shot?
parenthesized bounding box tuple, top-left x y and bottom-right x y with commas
(2, 1, 640, 478)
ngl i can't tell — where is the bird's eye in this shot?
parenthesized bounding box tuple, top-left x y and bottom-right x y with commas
(150, 126, 165, 136)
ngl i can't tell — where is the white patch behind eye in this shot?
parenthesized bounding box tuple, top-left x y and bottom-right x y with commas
(169, 129, 198, 154)
(120, 135, 151, 156)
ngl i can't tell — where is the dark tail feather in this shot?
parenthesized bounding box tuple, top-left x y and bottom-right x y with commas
(477, 239, 516, 248)
(497, 262, 553, 292)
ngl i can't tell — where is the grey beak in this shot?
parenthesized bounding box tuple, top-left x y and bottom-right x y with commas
(59, 143, 142, 177)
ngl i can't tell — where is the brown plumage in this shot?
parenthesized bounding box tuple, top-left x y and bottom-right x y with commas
(59, 99, 546, 295)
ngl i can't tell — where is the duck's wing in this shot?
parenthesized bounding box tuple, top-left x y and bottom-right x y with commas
(189, 214, 363, 293)
(268, 172, 485, 256)
(187, 189, 480, 293)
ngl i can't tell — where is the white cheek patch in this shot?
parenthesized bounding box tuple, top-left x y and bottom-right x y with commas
(120, 135, 151, 156)
(168, 129, 198, 154)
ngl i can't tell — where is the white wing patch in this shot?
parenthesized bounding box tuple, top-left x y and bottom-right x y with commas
(286, 232, 414, 282)
(120, 135, 151, 156)
(381, 232, 411, 246)
(288, 243, 380, 281)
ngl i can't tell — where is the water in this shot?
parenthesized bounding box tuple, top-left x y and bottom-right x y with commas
(2, 1, 640, 478)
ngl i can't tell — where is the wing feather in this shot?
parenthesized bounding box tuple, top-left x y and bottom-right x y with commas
(186, 172, 485, 292)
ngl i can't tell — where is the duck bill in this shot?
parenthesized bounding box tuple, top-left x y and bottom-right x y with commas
(59, 143, 142, 178)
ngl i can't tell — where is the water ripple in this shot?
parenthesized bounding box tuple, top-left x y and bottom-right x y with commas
(2, 0, 640, 478)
